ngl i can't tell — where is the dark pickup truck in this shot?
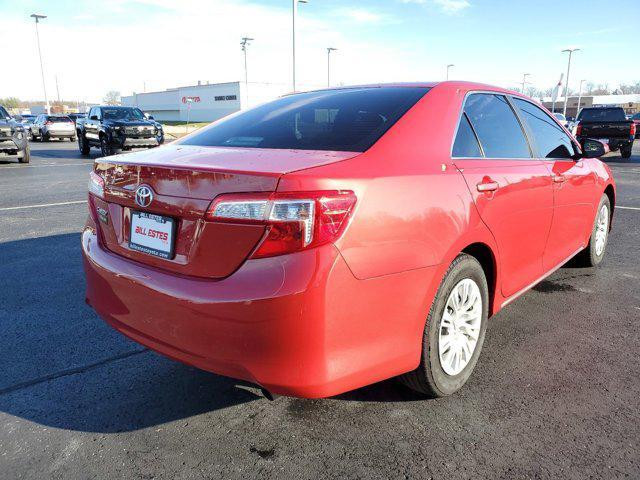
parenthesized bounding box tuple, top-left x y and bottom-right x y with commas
(0, 105, 30, 163)
(575, 107, 635, 158)
(76, 105, 161, 157)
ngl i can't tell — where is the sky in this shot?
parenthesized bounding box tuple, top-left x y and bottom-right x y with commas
(0, 0, 638, 103)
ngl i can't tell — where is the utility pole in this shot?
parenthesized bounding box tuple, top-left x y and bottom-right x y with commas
(31, 13, 49, 114)
(446, 64, 454, 80)
(327, 47, 337, 87)
(55, 75, 61, 104)
(521, 73, 530, 94)
(292, 0, 308, 92)
(576, 79, 586, 118)
(561, 48, 580, 117)
(241, 37, 254, 106)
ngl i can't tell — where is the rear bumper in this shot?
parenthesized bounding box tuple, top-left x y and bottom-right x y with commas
(82, 221, 436, 398)
(578, 135, 634, 149)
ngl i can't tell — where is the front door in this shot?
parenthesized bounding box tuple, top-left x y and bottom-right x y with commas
(510, 98, 598, 270)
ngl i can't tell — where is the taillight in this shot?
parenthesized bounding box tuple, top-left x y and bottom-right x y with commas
(205, 191, 357, 258)
(45, 121, 53, 125)
(575, 124, 582, 136)
(631, 123, 636, 136)
(88, 171, 105, 198)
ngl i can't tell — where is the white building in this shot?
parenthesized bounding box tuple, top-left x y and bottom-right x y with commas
(122, 81, 286, 122)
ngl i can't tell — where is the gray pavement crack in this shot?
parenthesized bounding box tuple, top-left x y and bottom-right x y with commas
(0, 348, 148, 396)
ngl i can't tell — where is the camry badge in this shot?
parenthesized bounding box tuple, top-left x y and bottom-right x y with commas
(135, 185, 154, 208)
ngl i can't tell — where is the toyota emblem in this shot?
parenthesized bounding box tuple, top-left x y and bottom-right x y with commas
(135, 185, 154, 208)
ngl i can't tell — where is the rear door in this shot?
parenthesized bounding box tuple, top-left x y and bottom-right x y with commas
(453, 93, 554, 298)
(511, 97, 597, 270)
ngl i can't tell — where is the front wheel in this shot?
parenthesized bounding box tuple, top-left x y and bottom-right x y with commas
(574, 194, 611, 267)
(78, 133, 90, 155)
(399, 253, 489, 397)
(100, 136, 114, 157)
(620, 143, 632, 159)
(18, 146, 30, 164)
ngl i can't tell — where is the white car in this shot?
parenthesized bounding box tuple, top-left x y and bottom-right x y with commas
(552, 112, 569, 128)
(31, 115, 77, 142)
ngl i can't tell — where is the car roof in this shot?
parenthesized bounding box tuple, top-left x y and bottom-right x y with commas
(292, 81, 530, 98)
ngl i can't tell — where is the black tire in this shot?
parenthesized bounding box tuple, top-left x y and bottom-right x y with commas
(399, 253, 489, 397)
(70, 136, 77, 143)
(620, 143, 632, 159)
(18, 146, 30, 164)
(42, 132, 50, 142)
(100, 135, 113, 157)
(78, 133, 90, 156)
(573, 194, 611, 267)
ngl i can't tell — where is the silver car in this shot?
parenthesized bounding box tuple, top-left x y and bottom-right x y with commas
(31, 115, 76, 142)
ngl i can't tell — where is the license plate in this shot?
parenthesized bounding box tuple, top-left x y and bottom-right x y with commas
(129, 211, 175, 259)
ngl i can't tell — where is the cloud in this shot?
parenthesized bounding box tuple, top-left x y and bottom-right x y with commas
(335, 7, 386, 24)
(399, 0, 470, 14)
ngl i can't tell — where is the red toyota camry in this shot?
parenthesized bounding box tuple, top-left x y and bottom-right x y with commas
(83, 82, 615, 398)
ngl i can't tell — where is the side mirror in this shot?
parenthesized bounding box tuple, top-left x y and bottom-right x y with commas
(581, 139, 608, 159)
(148, 115, 154, 120)
(90, 115, 98, 121)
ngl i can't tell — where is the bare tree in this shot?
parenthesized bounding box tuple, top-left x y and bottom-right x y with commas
(103, 90, 121, 105)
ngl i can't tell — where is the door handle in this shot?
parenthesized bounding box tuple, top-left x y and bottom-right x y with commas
(477, 181, 499, 192)
(553, 174, 566, 183)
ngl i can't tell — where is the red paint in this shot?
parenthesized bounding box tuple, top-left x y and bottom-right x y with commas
(83, 81, 616, 398)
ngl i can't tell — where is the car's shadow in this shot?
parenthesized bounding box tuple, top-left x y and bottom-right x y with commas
(0, 233, 260, 433)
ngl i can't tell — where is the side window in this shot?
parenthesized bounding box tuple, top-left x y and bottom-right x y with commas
(464, 94, 531, 159)
(512, 98, 575, 159)
(452, 114, 482, 157)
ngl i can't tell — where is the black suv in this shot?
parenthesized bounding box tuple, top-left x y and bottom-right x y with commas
(76, 106, 161, 156)
(0, 105, 30, 163)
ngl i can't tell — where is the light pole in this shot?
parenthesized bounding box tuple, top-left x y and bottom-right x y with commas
(521, 73, 530, 94)
(561, 48, 580, 117)
(327, 47, 337, 87)
(292, 0, 308, 92)
(185, 97, 193, 135)
(446, 64, 454, 80)
(576, 79, 586, 118)
(30, 13, 49, 114)
(241, 37, 254, 105)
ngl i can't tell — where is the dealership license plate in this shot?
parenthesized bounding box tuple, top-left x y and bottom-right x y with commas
(129, 211, 175, 259)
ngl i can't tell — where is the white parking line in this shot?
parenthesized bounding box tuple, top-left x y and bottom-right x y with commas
(0, 200, 87, 212)
(617, 206, 640, 211)
(1, 162, 93, 169)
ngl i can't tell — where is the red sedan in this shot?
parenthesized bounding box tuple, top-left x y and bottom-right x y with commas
(83, 82, 615, 398)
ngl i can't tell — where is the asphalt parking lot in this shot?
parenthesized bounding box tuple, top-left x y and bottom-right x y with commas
(1, 141, 639, 479)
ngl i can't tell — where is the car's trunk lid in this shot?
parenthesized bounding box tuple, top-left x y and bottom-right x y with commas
(92, 145, 359, 278)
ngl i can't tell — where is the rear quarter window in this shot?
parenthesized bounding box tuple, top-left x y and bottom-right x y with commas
(180, 87, 430, 152)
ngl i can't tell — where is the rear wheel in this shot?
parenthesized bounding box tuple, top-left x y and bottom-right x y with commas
(620, 143, 632, 159)
(42, 132, 50, 142)
(399, 254, 489, 397)
(574, 194, 611, 267)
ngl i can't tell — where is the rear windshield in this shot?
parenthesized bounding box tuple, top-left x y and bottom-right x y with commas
(180, 87, 430, 152)
(48, 116, 72, 122)
(578, 108, 627, 122)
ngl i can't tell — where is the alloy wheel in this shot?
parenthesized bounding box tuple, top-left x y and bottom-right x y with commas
(595, 204, 609, 256)
(438, 278, 482, 376)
